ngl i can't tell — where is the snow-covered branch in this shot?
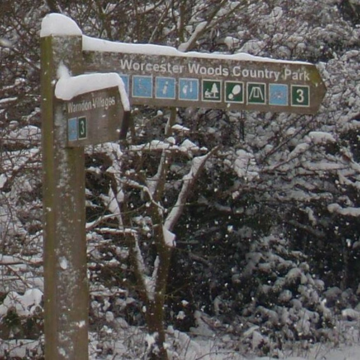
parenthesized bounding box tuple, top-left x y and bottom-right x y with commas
(165, 147, 218, 231)
(178, 0, 246, 52)
(328, 203, 360, 217)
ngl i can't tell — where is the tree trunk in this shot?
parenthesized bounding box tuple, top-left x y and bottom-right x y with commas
(143, 209, 171, 360)
(119, 184, 170, 360)
(145, 297, 168, 360)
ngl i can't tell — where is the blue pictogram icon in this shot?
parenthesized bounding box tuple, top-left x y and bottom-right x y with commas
(179, 78, 199, 101)
(119, 74, 130, 95)
(133, 75, 152, 98)
(269, 84, 288, 106)
(156, 77, 176, 99)
(68, 118, 78, 141)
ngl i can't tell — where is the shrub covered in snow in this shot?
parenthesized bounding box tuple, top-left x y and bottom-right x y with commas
(229, 234, 335, 355)
(0, 289, 43, 357)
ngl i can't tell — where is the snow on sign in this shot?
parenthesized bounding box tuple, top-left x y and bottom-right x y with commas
(61, 86, 124, 147)
(41, 13, 326, 115)
(84, 49, 326, 115)
(53, 70, 130, 147)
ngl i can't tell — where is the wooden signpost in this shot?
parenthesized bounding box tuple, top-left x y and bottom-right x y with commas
(41, 13, 326, 360)
(41, 32, 89, 360)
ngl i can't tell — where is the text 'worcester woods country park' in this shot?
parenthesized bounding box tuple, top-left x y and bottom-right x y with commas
(83, 50, 325, 114)
(118, 58, 311, 82)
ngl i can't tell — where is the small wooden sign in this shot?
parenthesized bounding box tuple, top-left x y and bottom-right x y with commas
(64, 86, 124, 147)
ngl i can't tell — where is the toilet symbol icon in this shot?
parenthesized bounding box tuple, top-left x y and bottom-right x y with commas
(179, 79, 199, 101)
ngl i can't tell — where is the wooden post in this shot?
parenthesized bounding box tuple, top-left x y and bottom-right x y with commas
(41, 34, 89, 360)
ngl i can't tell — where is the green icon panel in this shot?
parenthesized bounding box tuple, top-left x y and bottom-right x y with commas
(225, 81, 244, 103)
(291, 85, 310, 107)
(202, 80, 222, 102)
(247, 83, 266, 105)
(78, 117, 87, 139)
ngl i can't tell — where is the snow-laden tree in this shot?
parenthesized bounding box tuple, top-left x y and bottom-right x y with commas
(1, 0, 360, 358)
(162, 0, 360, 353)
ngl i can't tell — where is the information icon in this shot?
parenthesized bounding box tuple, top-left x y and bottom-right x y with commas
(156, 77, 176, 99)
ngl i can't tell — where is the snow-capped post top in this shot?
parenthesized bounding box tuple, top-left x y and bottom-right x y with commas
(40, 13, 82, 37)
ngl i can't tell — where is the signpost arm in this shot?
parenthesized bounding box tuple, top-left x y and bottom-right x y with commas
(41, 34, 89, 360)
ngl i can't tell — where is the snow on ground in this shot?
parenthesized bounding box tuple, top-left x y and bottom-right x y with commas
(2, 293, 358, 359)
(165, 342, 360, 360)
(94, 339, 360, 360)
(2, 338, 360, 359)
(86, 316, 360, 359)
(307, 344, 360, 360)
